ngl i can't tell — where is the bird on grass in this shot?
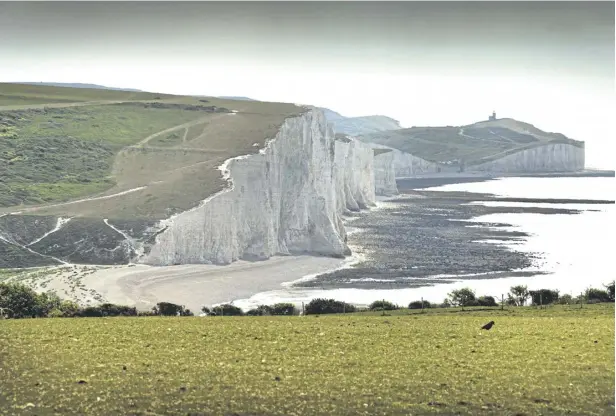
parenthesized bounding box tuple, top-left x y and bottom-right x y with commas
(481, 321, 495, 330)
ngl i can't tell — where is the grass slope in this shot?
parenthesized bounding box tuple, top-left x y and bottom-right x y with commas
(0, 83, 302, 218)
(0, 105, 205, 206)
(1, 304, 613, 415)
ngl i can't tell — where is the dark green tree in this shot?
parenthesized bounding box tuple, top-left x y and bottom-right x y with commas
(0, 282, 40, 318)
(447, 288, 477, 307)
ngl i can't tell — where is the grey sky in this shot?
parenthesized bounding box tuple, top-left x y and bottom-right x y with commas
(1, 1, 614, 167)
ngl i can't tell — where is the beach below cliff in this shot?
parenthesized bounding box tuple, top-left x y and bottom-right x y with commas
(9, 255, 348, 313)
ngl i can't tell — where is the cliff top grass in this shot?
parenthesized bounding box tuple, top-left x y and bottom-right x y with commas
(0, 83, 302, 219)
(0, 303, 613, 416)
(358, 118, 584, 165)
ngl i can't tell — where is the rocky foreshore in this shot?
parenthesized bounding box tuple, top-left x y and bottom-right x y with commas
(294, 176, 614, 290)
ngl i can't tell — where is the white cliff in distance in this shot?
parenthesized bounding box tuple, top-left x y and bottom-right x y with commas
(470, 143, 585, 173)
(373, 150, 399, 196)
(334, 137, 376, 214)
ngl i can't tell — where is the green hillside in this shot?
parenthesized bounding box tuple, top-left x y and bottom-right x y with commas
(357, 118, 584, 165)
(0, 83, 302, 218)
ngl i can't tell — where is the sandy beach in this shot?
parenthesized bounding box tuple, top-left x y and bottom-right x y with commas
(14, 255, 345, 312)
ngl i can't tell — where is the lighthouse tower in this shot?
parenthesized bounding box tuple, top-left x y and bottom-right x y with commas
(488, 111, 497, 121)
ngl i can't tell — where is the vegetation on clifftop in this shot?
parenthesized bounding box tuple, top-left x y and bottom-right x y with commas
(0, 104, 215, 206)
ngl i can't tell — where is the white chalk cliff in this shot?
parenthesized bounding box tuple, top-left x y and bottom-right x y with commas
(373, 150, 398, 196)
(389, 148, 442, 177)
(143, 109, 381, 266)
(360, 142, 441, 178)
(471, 143, 585, 173)
(140, 107, 459, 266)
(334, 138, 376, 214)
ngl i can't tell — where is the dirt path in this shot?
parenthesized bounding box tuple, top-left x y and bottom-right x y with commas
(125, 145, 229, 154)
(3, 186, 147, 215)
(134, 113, 229, 147)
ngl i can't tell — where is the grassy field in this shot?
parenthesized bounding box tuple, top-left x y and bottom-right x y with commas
(1, 304, 613, 415)
(0, 83, 179, 108)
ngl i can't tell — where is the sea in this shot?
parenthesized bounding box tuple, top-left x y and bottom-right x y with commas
(232, 176, 614, 310)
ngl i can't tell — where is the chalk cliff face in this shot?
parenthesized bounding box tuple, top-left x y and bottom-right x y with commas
(471, 143, 585, 173)
(334, 138, 376, 214)
(373, 150, 398, 196)
(389, 148, 442, 177)
(361, 142, 440, 178)
(143, 110, 354, 266)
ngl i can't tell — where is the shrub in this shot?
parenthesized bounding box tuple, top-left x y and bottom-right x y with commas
(605, 281, 615, 302)
(59, 300, 80, 316)
(100, 303, 138, 317)
(270, 303, 296, 316)
(47, 300, 81, 318)
(34, 292, 62, 317)
(79, 306, 103, 317)
(210, 304, 244, 316)
(246, 305, 273, 316)
(0, 282, 41, 318)
(305, 298, 356, 315)
(508, 285, 530, 306)
(47, 308, 66, 318)
(246, 308, 264, 316)
(153, 302, 185, 316)
(477, 296, 498, 307)
(408, 300, 431, 309)
(529, 289, 559, 306)
(585, 288, 611, 303)
(369, 300, 398, 311)
(558, 294, 574, 305)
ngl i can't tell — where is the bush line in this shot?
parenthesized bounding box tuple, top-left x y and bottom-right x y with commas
(0, 281, 613, 319)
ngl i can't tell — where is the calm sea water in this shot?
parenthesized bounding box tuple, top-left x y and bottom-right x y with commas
(232, 176, 614, 309)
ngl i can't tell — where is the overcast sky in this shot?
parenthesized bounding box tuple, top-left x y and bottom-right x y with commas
(1, 1, 613, 168)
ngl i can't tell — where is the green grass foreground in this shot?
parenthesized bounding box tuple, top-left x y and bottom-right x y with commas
(1, 304, 614, 416)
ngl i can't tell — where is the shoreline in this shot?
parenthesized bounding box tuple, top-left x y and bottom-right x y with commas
(275, 176, 613, 299)
(3, 173, 613, 312)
